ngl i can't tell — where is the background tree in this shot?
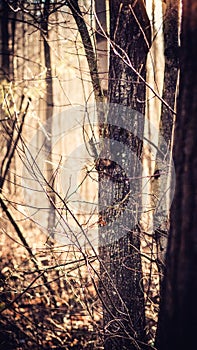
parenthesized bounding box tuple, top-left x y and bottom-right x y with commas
(0, 0, 16, 80)
(155, 0, 197, 349)
(40, 0, 56, 236)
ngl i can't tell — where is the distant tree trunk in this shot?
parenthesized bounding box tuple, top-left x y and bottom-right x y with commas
(0, 1, 10, 79)
(0, 1, 17, 192)
(0, 0, 16, 80)
(155, 1, 197, 349)
(98, 1, 151, 349)
(41, 0, 56, 237)
(95, 0, 108, 95)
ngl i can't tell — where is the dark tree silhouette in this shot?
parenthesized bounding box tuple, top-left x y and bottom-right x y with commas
(155, 1, 197, 349)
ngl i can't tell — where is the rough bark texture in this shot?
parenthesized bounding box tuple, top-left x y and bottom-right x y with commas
(155, 1, 197, 349)
(99, 1, 151, 349)
(108, 0, 151, 108)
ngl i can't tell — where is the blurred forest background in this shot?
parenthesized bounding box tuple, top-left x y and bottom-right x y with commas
(0, 1, 196, 350)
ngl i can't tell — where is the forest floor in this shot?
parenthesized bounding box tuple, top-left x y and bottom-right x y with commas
(0, 217, 159, 350)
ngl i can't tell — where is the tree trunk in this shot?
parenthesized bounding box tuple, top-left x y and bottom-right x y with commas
(155, 1, 197, 349)
(98, 1, 151, 349)
(160, 0, 179, 146)
(41, 0, 56, 237)
(95, 0, 108, 94)
(154, 0, 180, 273)
(0, 1, 10, 79)
(0, 0, 16, 80)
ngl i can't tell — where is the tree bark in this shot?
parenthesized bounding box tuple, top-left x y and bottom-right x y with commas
(155, 1, 197, 349)
(98, 1, 151, 349)
(154, 0, 180, 273)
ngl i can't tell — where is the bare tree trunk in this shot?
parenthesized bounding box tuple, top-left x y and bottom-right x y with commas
(41, 0, 56, 237)
(160, 0, 179, 145)
(155, 1, 197, 349)
(0, 1, 17, 193)
(95, 0, 108, 94)
(154, 0, 180, 272)
(0, 0, 10, 79)
(0, 0, 16, 80)
(98, 1, 151, 349)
